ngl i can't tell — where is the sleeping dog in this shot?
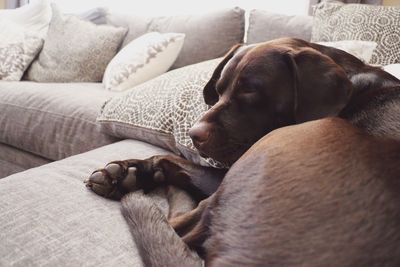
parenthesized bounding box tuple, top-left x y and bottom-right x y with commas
(85, 38, 400, 266)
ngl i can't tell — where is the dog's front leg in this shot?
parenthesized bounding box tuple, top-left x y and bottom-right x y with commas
(85, 154, 226, 201)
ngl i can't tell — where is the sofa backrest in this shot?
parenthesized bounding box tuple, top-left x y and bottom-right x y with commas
(246, 9, 313, 44)
(106, 7, 245, 69)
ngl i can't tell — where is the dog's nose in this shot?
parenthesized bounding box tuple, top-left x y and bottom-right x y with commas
(189, 122, 211, 146)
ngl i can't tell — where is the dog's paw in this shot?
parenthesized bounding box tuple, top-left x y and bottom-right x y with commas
(84, 161, 139, 200)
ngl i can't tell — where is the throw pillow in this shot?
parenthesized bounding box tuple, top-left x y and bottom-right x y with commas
(317, 40, 377, 63)
(311, 2, 400, 65)
(98, 58, 223, 167)
(0, 19, 44, 81)
(103, 32, 185, 91)
(0, 0, 52, 38)
(25, 4, 127, 83)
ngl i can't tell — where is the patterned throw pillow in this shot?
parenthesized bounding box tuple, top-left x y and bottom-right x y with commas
(98, 58, 223, 167)
(25, 4, 127, 82)
(311, 2, 400, 65)
(0, 19, 44, 81)
(103, 32, 185, 91)
(0, 35, 43, 81)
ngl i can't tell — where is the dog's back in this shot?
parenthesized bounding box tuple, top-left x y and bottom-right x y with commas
(205, 118, 400, 267)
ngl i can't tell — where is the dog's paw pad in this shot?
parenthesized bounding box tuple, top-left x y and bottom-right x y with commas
(85, 163, 140, 200)
(120, 167, 138, 191)
(104, 163, 123, 181)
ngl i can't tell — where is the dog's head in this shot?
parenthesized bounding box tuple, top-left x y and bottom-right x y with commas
(189, 38, 353, 165)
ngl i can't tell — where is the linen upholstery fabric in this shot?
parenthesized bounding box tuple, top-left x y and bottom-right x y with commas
(0, 140, 176, 266)
(0, 81, 119, 161)
(103, 32, 185, 91)
(0, 142, 50, 178)
(311, 2, 400, 65)
(106, 7, 245, 69)
(98, 58, 222, 167)
(246, 10, 313, 44)
(25, 4, 127, 82)
(0, 159, 25, 178)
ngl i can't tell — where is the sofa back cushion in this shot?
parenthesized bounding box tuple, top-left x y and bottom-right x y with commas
(106, 7, 245, 69)
(247, 9, 313, 44)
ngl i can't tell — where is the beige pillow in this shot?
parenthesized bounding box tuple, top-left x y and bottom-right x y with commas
(103, 32, 185, 91)
(25, 4, 127, 82)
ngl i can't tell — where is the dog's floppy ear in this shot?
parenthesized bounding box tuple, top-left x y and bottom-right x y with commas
(203, 44, 243, 105)
(286, 48, 353, 123)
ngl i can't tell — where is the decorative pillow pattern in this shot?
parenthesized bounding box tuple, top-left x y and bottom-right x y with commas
(0, 35, 43, 81)
(317, 40, 377, 63)
(103, 32, 185, 91)
(98, 58, 223, 167)
(25, 4, 127, 83)
(311, 2, 400, 65)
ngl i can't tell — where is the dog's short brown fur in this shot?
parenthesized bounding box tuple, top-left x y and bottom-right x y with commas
(122, 118, 400, 266)
(85, 38, 400, 266)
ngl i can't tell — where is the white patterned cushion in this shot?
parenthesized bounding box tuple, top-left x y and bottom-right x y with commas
(98, 58, 223, 167)
(311, 2, 400, 65)
(103, 32, 185, 91)
(0, 19, 43, 81)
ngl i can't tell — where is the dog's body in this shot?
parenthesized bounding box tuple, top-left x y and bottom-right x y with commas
(123, 118, 400, 267)
(85, 38, 400, 266)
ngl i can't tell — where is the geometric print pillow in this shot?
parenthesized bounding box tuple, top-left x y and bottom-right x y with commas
(0, 35, 43, 81)
(98, 58, 224, 168)
(311, 2, 400, 66)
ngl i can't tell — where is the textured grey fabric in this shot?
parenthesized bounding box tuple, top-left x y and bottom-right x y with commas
(246, 10, 313, 44)
(25, 4, 127, 82)
(98, 58, 223, 167)
(107, 7, 245, 69)
(311, 2, 400, 65)
(0, 81, 119, 161)
(0, 159, 25, 177)
(0, 142, 50, 178)
(0, 139, 172, 266)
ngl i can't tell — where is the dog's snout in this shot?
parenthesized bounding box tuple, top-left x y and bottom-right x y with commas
(189, 122, 211, 146)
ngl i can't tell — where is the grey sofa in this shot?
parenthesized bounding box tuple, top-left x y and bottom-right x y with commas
(0, 8, 312, 266)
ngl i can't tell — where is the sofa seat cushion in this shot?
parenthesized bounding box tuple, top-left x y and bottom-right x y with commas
(0, 139, 174, 266)
(0, 81, 119, 160)
(0, 142, 51, 178)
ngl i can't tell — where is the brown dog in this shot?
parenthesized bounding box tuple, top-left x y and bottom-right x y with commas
(122, 118, 400, 266)
(85, 38, 400, 265)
